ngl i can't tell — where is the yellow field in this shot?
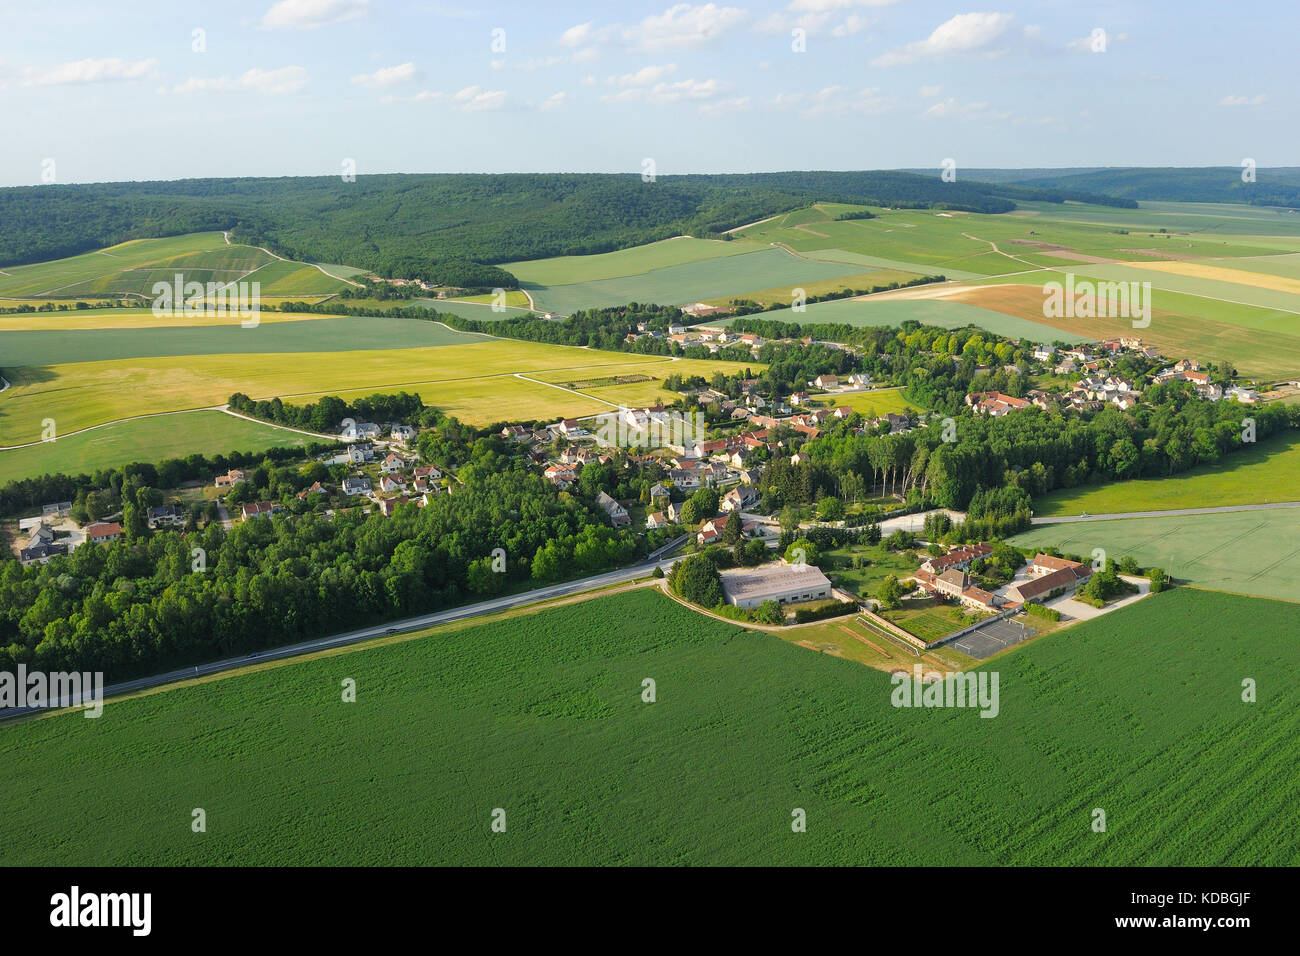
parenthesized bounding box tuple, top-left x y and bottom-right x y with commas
(1123, 259, 1300, 295)
(0, 308, 321, 331)
(0, 340, 763, 438)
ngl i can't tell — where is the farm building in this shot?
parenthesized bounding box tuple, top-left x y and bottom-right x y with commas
(1005, 555, 1093, 603)
(719, 563, 833, 610)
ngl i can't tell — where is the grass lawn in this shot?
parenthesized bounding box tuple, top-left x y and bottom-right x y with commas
(0, 410, 313, 485)
(2, 586, 1294, 865)
(821, 542, 916, 597)
(1010, 508, 1300, 603)
(829, 387, 915, 418)
(881, 597, 988, 643)
(1033, 431, 1300, 515)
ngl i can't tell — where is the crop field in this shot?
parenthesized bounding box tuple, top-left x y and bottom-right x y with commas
(0, 339, 759, 439)
(1011, 509, 1300, 603)
(409, 298, 537, 321)
(699, 269, 922, 308)
(717, 294, 1084, 343)
(1, 585, 1294, 866)
(1033, 432, 1300, 516)
(0, 231, 349, 300)
(939, 282, 1300, 376)
(0, 308, 323, 331)
(0, 315, 490, 367)
(506, 236, 765, 287)
(0, 410, 312, 484)
(523, 247, 870, 315)
(247, 260, 351, 296)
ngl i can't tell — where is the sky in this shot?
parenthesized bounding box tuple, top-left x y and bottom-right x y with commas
(0, 0, 1293, 186)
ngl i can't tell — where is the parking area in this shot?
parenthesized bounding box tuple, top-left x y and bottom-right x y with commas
(950, 616, 1036, 660)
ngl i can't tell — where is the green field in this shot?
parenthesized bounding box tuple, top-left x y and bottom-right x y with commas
(525, 247, 870, 315)
(1011, 509, 1300, 602)
(715, 295, 1085, 342)
(0, 315, 489, 366)
(0, 410, 313, 484)
(0, 232, 349, 300)
(1, 586, 1294, 865)
(1033, 432, 1300, 516)
(506, 236, 765, 286)
(822, 387, 915, 418)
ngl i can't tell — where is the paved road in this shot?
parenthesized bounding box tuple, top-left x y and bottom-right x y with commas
(0, 552, 686, 722)
(1030, 501, 1300, 525)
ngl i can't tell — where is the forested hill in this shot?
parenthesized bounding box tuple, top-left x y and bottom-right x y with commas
(0, 170, 1122, 275)
(983, 166, 1300, 208)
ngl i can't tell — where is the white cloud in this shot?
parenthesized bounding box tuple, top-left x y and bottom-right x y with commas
(540, 91, 567, 111)
(263, 0, 370, 30)
(605, 76, 725, 104)
(394, 86, 509, 111)
(350, 62, 417, 88)
(172, 66, 309, 95)
(757, 0, 890, 37)
(920, 84, 942, 97)
(789, 0, 897, 10)
(873, 12, 1018, 67)
(610, 63, 678, 86)
(698, 95, 751, 116)
(624, 4, 749, 52)
(922, 96, 1011, 121)
(773, 85, 891, 116)
(832, 15, 872, 37)
(1220, 93, 1268, 106)
(22, 57, 158, 87)
(453, 85, 508, 111)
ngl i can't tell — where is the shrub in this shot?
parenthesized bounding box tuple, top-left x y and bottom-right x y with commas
(1025, 602, 1060, 622)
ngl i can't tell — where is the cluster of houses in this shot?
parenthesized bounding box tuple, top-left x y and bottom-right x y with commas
(16, 501, 124, 566)
(339, 421, 417, 444)
(909, 545, 1094, 611)
(213, 452, 446, 522)
(975, 338, 1261, 418)
(1152, 359, 1259, 403)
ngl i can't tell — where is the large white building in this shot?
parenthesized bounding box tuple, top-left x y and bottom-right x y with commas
(719, 563, 833, 610)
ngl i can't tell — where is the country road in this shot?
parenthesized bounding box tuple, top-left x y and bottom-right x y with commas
(0, 547, 687, 723)
(1030, 501, 1300, 524)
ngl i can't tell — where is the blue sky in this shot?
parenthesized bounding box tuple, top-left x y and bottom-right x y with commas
(0, 0, 1292, 186)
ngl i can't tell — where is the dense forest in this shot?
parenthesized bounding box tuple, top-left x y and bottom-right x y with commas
(0, 170, 1127, 272)
(995, 167, 1300, 208)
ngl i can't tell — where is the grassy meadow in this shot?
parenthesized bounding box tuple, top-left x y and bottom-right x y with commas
(1012, 509, 1300, 603)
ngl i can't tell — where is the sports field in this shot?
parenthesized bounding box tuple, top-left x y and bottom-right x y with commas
(1011, 508, 1300, 603)
(0, 410, 313, 484)
(1, 585, 1294, 865)
(1032, 432, 1300, 515)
